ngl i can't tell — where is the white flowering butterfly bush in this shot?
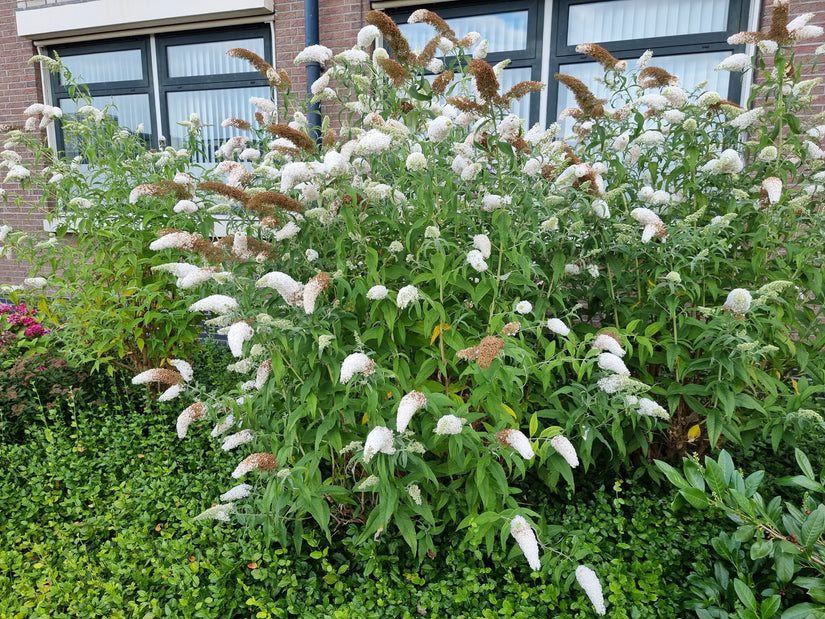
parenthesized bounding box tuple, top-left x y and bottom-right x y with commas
(8, 2, 823, 604)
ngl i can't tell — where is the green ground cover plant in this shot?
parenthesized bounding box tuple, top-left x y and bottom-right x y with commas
(0, 400, 723, 618)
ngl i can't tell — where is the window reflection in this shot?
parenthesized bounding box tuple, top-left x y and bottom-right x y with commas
(567, 0, 730, 45)
(399, 11, 529, 54)
(166, 38, 267, 78)
(59, 49, 143, 85)
(167, 86, 270, 162)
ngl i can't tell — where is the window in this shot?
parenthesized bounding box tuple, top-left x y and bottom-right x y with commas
(50, 24, 273, 162)
(386, 0, 752, 127)
(552, 0, 750, 125)
(389, 1, 544, 125)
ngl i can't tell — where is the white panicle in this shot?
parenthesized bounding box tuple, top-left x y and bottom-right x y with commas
(598, 352, 630, 376)
(211, 414, 236, 437)
(515, 300, 533, 315)
(366, 285, 389, 300)
(550, 435, 579, 468)
(176, 402, 206, 439)
(497, 429, 535, 460)
(638, 397, 670, 420)
(169, 359, 193, 382)
(396, 391, 427, 433)
(630, 207, 663, 227)
(466, 249, 489, 272)
(227, 321, 254, 358)
(396, 285, 419, 309)
(219, 483, 253, 502)
(724, 288, 752, 315)
(592, 333, 625, 357)
(357, 24, 381, 48)
(274, 221, 301, 242)
(222, 429, 254, 451)
(435, 414, 465, 435)
(255, 271, 305, 307)
(339, 352, 376, 384)
(575, 565, 607, 615)
(189, 294, 238, 315)
(193, 503, 235, 522)
(473, 234, 492, 259)
(510, 515, 541, 571)
(546, 318, 570, 336)
(762, 177, 782, 204)
(158, 384, 183, 402)
(714, 53, 752, 72)
(363, 426, 396, 463)
(294, 44, 333, 64)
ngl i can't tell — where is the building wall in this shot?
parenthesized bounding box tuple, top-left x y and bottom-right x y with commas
(759, 0, 825, 120)
(1, 0, 45, 284)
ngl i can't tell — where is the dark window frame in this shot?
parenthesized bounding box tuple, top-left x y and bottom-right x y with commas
(549, 0, 751, 120)
(388, 0, 544, 125)
(49, 36, 154, 153)
(154, 24, 274, 150)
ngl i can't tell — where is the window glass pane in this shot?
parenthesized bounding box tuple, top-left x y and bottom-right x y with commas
(59, 94, 152, 157)
(60, 94, 152, 133)
(557, 51, 733, 134)
(499, 67, 533, 122)
(167, 86, 271, 162)
(567, 0, 730, 45)
(59, 49, 143, 85)
(166, 38, 267, 78)
(399, 11, 529, 54)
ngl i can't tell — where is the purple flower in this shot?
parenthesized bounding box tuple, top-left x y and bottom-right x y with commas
(0, 303, 13, 314)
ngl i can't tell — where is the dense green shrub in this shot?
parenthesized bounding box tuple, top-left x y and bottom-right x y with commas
(0, 403, 719, 618)
(657, 445, 825, 617)
(2, 70, 204, 375)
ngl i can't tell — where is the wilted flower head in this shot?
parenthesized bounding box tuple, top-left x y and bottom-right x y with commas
(232, 453, 279, 478)
(510, 515, 541, 571)
(176, 402, 207, 438)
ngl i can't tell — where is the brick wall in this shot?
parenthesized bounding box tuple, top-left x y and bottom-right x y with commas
(1, 0, 45, 284)
(274, 0, 370, 105)
(758, 0, 825, 119)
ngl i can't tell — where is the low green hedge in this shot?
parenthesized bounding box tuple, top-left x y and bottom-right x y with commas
(1, 402, 723, 618)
